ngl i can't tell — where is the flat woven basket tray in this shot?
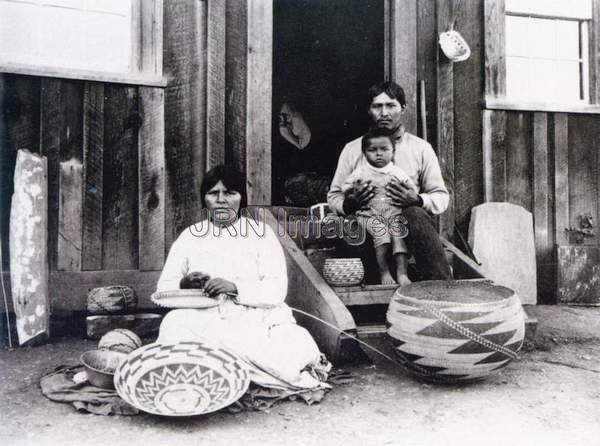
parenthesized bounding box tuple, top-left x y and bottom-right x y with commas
(151, 289, 220, 309)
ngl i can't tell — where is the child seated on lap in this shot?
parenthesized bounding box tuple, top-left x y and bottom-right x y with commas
(342, 128, 417, 285)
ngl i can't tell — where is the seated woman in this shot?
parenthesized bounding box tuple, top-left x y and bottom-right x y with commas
(156, 165, 330, 391)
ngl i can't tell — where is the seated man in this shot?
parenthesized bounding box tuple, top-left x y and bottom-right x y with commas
(327, 81, 452, 281)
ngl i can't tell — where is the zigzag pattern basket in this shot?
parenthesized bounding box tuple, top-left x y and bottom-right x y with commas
(386, 280, 525, 383)
(114, 342, 250, 416)
(322, 258, 364, 287)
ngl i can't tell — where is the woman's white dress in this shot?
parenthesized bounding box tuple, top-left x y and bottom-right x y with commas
(156, 216, 329, 390)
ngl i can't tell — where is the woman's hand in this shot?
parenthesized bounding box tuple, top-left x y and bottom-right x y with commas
(180, 271, 210, 290)
(204, 278, 237, 297)
(386, 177, 420, 208)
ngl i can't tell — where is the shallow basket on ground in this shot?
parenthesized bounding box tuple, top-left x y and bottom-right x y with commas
(386, 280, 525, 383)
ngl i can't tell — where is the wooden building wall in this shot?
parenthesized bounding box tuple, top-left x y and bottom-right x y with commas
(2, 0, 600, 313)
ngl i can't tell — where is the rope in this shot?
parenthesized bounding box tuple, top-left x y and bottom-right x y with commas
(0, 237, 13, 348)
(289, 307, 404, 368)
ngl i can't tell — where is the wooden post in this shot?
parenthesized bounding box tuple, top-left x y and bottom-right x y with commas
(389, 0, 417, 135)
(484, 0, 506, 98)
(436, 0, 455, 239)
(138, 87, 166, 271)
(82, 83, 104, 271)
(206, 0, 226, 169)
(553, 114, 569, 246)
(58, 159, 83, 271)
(226, 0, 273, 205)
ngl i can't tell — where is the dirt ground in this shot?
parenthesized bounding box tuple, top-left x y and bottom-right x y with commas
(1, 305, 599, 446)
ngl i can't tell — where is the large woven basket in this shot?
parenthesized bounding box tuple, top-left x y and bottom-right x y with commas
(387, 280, 524, 383)
(114, 342, 250, 416)
(87, 285, 137, 314)
(322, 258, 364, 287)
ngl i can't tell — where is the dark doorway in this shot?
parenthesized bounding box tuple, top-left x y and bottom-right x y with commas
(272, 0, 385, 206)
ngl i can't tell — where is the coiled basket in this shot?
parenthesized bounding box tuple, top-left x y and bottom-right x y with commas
(322, 258, 364, 287)
(386, 280, 524, 383)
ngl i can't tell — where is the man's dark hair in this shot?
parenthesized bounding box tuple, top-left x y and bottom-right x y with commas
(361, 127, 396, 152)
(200, 164, 247, 210)
(367, 81, 406, 108)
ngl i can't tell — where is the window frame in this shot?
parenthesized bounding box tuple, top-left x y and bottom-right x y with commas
(0, 0, 165, 87)
(484, 0, 600, 114)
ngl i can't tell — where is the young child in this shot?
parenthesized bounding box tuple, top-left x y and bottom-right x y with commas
(342, 128, 418, 285)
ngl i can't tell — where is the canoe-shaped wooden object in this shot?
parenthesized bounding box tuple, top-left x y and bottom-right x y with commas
(9, 150, 49, 345)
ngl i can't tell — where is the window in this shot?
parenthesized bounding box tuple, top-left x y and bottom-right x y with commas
(504, 0, 592, 104)
(0, 0, 163, 86)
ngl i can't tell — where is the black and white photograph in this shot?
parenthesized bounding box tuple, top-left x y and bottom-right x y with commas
(0, 0, 599, 445)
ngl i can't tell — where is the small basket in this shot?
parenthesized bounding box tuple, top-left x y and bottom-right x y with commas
(439, 30, 471, 62)
(323, 258, 364, 287)
(151, 289, 220, 309)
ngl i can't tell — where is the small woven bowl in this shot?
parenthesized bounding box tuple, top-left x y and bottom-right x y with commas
(323, 258, 364, 287)
(81, 350, 127, 389)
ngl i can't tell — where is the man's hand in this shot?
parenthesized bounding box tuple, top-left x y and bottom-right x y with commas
(204, 278, 237, 297)
(343, 180, 375, 214)
(180, 271, 211, 290)
(386, 177, 421, 208)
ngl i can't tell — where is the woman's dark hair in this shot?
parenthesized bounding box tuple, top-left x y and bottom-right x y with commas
(367, 81, 406, 108)
(361, 127, 395, 152)
(200, 165, 247, 210)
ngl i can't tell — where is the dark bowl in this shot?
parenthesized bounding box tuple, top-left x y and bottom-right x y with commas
(80, 350, 127, 389)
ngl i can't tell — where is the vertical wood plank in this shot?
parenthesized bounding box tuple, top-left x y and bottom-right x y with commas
(390, 0, 417, 135)
(82, 82, 104, 270)
(0, 75, 41, 269)
(505, 112, 532, 211)
(590, 0, 600, 104)
(416, 0, 437, 146)
(40, 79, 84, 271)
(141, 0, 164, 76)
(483, 110, 508, 203)
(102, 85, 139, 270)
(436, 0, 455, 239)
(532, 113, 551, 296)
(553, 113, 569, 246)
(206, 0, 226, 169)
(484, 0, 506, 97)
(482, 110, 493, 202)
(138, 87, 165, 271)
(246, 0, 273, 205)
(453, 0, 485, 233)
(57, 159, 83, 271)
(225, 0, 248, 177)
(384, 0, 390, 80)
(568, 115, 599, 246)
(163, 0, 206, 250)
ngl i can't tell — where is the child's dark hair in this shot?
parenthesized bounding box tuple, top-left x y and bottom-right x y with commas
(361, 127, 395, 152)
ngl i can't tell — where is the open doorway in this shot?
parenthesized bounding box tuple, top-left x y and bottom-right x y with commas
(272, 0, 385, 206)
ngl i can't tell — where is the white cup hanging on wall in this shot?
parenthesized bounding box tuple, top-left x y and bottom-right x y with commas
(439, 29, 471, 62)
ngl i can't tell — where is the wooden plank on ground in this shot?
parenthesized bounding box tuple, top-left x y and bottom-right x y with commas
(436, 0, 455, 239)
(333, 285, 398, 306)
(206, 0, 226, 169)
(553, 114, 569, 246)
(102, 85, 139, 269)
(163, 0, 206, 250)
(57, 159, 83, 271)
(484, 0, 506, 97)
(246, 0, 272, 205)
(138, 87, 165, 271)
(225, 0, 248, 177)
(82, 82, 104, 270)
(9, 150, 49, 345)
(390, 0, 417, 135)
(532, 112, 551, 295)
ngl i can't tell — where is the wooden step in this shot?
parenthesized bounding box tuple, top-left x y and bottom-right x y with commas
(333, 284, 398, 306)
(356, 323, 387, 339)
